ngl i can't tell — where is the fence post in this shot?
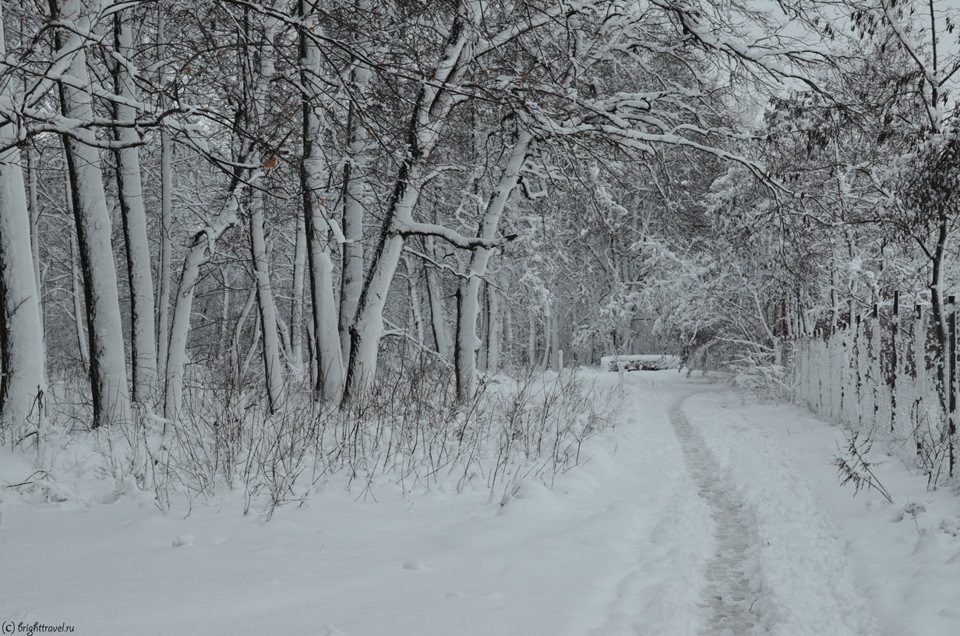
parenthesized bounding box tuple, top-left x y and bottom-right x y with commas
(949, 296, 956, 476)
(855, 312, 863, 429)
(872, 303, 880, 422)
(890, 291, 899, 433)
(914, 303, 925, 447)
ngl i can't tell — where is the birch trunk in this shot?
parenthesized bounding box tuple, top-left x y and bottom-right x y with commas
(301, 0, 344, 402)
(454, 132, 530, 399)
(0, 3, 45, 430)
(247, 13, 285, 412)
(477, 282, 488, 373)
(231, 286, 258, 385)
(249, 188, 285, 411)
(156, 13, 173, 375)
(26, 145, 42, 332)
(113, 13, 158, 404)
(69, 233, 89, 372)
(57, 0, 131, 428)
(528, 312, 537, 368)
(483, 279, 502, 372)
(338, 1, 372, 364)
(164, 191, 239, 420)
(26, 141, 47, 386)
(157, 127, 173, 377)
(538, 310, 552, 372)
(289, 220, 307, 375)
(343, 10, 477, 402)
(424, 237, 452, 358)
(218, 282, 232, 356)
(404, 257, 425, 347)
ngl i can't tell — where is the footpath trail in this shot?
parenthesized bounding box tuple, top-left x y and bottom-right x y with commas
(669, 398, 761, 635)
(590, 372, 883, 636)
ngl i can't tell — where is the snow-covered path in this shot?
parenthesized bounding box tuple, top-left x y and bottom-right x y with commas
(670, 397, 762, 635)
(673, 388, 879, 636)
(2, 372, 959, 635)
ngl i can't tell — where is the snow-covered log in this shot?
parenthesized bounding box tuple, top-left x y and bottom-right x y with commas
(601, 355, 682, 372)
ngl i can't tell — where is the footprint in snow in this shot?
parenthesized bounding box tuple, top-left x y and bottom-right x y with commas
(171, 533, 194, 548)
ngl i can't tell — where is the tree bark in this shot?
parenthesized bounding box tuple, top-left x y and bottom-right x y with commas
(164, 191, 239, 420)
(338, 0, 372, 365)
(69, 232, 89, 373)
(483, 279, 502, 373)
(343, 9, 477, 402)
(290, 219, 307, 376)
(156, 13, 174, 382)
(56, 0, 131, 428)
(247, 12, 285, 412)
(113, 11, 158, 404)
(0, 2, 45, 431)
(157, 126, 173, 381)
(454, 132, 530, 399)
(423, 236, 452, 358)
(249, 187, 285, 411)
(300, 0, 345, 403)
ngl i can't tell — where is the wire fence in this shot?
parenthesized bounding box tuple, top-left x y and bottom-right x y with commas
(787, 293, 957, 484)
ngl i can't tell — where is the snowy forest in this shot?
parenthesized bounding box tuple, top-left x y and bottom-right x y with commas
(4, 0, 960, 634)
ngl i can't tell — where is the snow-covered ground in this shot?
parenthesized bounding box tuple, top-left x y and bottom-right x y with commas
(2, 371, 959, 635)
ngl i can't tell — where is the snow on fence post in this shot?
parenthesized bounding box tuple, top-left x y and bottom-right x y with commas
(825, 325, 833, 418)
(813, 328, 822, 412)
(948, 296, 957, 476)
(838, 318, 846, 423)
(785, 292, 955, 483)
(797, 331, 807, 403)
(914, 302, 926, 443)
(867, 303, 879, 424)
(889, 291, 899, 433)
(853, 313, 864, 429)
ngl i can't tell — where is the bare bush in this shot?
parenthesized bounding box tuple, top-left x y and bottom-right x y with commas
(64, 363, 621, 516)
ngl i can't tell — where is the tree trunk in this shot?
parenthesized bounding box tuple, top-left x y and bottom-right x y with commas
(26, 144, 43, 341)
(424, 237, 452, 358)
(528, 312, 537, 368)
(0, 3, 45, 431)
(404, 257, 425, 347)
(113, 12, 158, 404)
(57, 0, 131, 428)
(484, 279, 502, 373)
(69, 233, 89, 372)
(930, 214, 954, 467)
(454, 132, 530, 398)
(247, 14, 286, 412)
(290, 219, 307, 377)
(164, 191, 240, 420)
(300, 0, 344, 402)
(249, 187, 285, 412)
(338, 3, 372, 365)
(156, 126, 173, 380)
(343, 10, 477, 403)
(156, 13, 174, 380)
(231, 286, 258, 386)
